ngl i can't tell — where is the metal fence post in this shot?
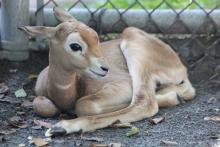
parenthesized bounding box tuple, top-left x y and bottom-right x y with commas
(0, 0, 29, 61)
(36, 0, 44, 26)
(35, 0, 46, 50)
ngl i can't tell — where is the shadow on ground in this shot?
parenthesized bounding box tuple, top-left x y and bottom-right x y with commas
(0, 51, 220, 147)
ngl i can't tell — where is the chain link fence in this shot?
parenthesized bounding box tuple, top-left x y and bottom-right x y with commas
(1, 0, 220, 82)
(31, 0, 220, 82)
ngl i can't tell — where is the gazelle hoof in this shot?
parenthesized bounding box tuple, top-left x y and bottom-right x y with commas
(45, 127, 67, 137)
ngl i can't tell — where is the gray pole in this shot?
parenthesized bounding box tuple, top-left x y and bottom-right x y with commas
(0, 0, 29, 61)
(30, 8, 220, 35)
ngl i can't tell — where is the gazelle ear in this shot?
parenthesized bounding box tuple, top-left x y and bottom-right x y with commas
(18, 26, 56, 38)
(53, 7, 77, 22)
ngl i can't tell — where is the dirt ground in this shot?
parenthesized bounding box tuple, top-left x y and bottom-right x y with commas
(0, 51, 220, 147)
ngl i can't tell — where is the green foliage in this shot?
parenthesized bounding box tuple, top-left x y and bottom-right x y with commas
(96, 0, 220, 9)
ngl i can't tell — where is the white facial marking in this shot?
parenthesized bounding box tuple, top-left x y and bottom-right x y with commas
(64, 32, 87, 58)
(90, 57, 102, 68)
(83, 57, 108, 78)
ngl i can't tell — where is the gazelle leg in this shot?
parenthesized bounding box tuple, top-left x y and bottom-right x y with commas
(33, 96, 60, 117)
(47, 80, 158, 135)
(46, 38, 159, 135)
(155, 77, 196, 107)
(175, 78, 196, 100)
(35, 66, 49, 96)
(34, 67, 61, 117)
(156, 91, 179, 107)
(75, 80, 132, 116)
(156, 78, 195, 101)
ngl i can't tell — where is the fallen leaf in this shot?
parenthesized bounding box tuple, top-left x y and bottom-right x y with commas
(111, 122, 132, 128)
(0, 136, 6, 143)
(32, 138, 48, 147)
(54, 139, 64, 144)
(144, 128, 149, 135)
(34, 119, 52, 128)
(160, 140, 178, 145)
(204, 116, 220, 122)
(0, 129, 17, 135)
(209, 131, 220, 139)
(0, 109, 6, 113)
(45, 129, 52, 137)
(0, 120, 8, 129)
(15, 88, 27, 98)
(44, 137, 52, 143)
(18, 143, 26, 147)
(109, 143, 121, 147)
(22, 75, 38, 87)
(32, 126, 42, 130)
(17, 111, 26, 116)
(207, 97, 217, 104)
(0, 94, 4, 99)
(89, 144, 107, 147)
(15, 106, 22, 111)
(126, 126, 140, 137)
(89, 143, 121, 147)
(28, 95, 36, 100)
(7, 116, 28, 128)
(149, 117, 165, 125)
(207, 80, 220, 87)
(28, 136, 33, 140)
(27, 74, 38, 80)
(0, 96, 21, 104)
(9, 69, 18, 73)
(8, 116, 22, 124)
(17, 124, 28, 129)
(21, 100, 33, 108)
(81, 136, 103, 142)
(28, 136, 34, 144)
(0, 83, 9, 94)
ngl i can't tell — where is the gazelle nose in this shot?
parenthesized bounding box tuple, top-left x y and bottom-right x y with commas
(100, 66, 109, 72)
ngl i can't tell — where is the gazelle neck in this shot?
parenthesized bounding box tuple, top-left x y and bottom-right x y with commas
(47, 41, 79, 110)
(48, 40, 78, 84)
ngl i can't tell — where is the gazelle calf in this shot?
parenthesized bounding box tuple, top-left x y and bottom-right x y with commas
(19, 7, 195, 136)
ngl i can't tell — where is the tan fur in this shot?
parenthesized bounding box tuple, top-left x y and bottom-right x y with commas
(19, 7, 196, 135)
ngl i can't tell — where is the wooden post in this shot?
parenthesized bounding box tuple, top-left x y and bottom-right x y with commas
(0, 0, 29, 61)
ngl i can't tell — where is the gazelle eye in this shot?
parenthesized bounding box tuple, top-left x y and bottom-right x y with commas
(69, 43, 82, 52)
(179, 80, 184, 85)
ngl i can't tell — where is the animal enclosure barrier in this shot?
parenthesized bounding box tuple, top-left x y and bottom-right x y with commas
(0, 0, 220, 81)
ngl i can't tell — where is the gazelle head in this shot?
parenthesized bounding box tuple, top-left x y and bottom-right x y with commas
(19, 7, 109, 78)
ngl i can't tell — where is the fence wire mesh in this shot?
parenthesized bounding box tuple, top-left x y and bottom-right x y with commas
(34, 0, 220, 82)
